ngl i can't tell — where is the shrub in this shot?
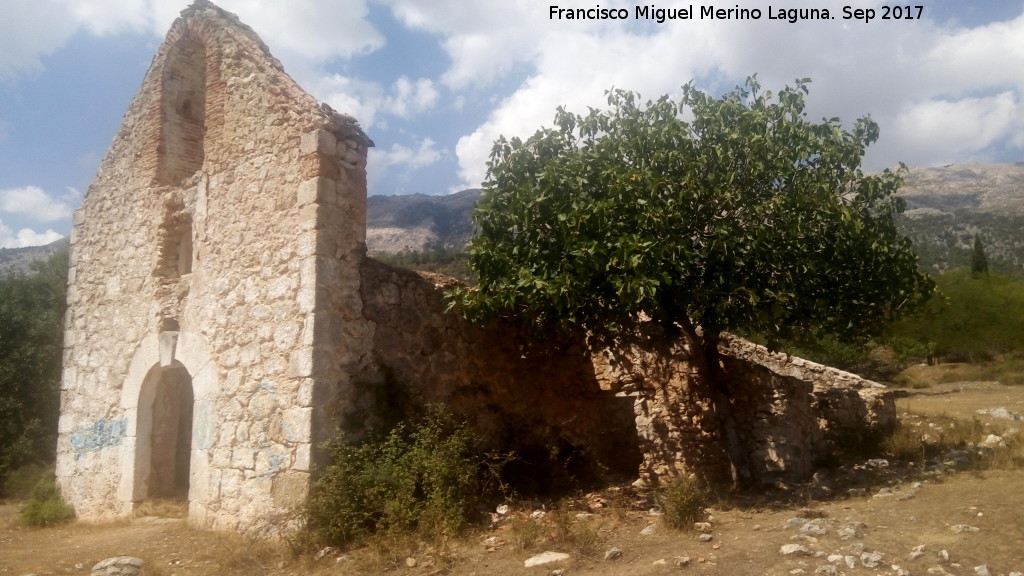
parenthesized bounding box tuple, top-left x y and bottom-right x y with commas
(20, 480, 75, 527)
(658, 477, 709, 529)
(307, 406, 499, 548)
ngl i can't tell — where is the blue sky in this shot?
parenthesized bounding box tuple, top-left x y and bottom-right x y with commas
(0, 0, 1022, 247)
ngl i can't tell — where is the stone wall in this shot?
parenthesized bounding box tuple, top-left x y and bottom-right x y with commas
(595, 334, 896, 487)
(349, 259, 642, 490)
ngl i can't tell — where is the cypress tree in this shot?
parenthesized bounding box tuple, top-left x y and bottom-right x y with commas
(971, 234, 989, 278)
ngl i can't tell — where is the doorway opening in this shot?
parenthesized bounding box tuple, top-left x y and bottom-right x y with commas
(136, 362, 194, 501)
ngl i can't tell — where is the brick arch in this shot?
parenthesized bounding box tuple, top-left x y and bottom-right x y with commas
(140, 13, 227, 185)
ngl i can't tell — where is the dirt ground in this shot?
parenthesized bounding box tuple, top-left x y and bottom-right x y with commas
(3, 377, 1023, 576)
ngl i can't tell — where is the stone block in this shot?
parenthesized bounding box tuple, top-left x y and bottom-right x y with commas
(300, 129, 337, 156)
(272, 471, 309, 507)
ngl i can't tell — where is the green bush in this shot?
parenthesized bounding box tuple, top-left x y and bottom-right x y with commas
(658, 477, 709, 530)
(307, 406, 498, 548)
(20, 480, 75, 527)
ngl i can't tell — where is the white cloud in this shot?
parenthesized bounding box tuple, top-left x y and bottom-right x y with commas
(0, 186, 75, 223)
(1, 0, 384, 79)
(215, 0, 384, 63)
(440, 2, 1024, 188)
(382, 77, 439, 118)
(0, 1, 78, 78)
(367, 138, 444, 189)
(889, 92, 1022, 166)
(0, 219, 64, 248)
(310, 74, 383, 127)
(312, 75, 440, 129)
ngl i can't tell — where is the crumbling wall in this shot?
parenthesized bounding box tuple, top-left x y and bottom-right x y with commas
(594, 334, 897, 487)
(352, 259, 642, 489)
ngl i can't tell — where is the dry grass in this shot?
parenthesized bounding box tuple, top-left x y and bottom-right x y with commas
(894, 360, 1024, 388)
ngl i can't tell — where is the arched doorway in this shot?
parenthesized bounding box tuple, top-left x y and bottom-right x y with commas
(135, 362, 194, 501)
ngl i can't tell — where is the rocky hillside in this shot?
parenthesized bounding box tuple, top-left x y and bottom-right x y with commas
(366, 163, 1024, 277)
(0, 237, 69, 275)
(365, 189, 478, 256)
(896, 163, 1024, 275)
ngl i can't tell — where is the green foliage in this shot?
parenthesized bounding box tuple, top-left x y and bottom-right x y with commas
(888, 269, 1024, 362)
(895, 210, 1024, 278)
(307, 407, 498, 548)
(19, 479, 76, 527)
(452, 77, 933, 351)
(657, 477, 710, 529)
(375, 248, 474, 284)
(0, 248, 69, 492)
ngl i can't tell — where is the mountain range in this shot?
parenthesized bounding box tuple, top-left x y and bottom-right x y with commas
(365, 162, 1024, 277)
(3, 163, 1022, 277)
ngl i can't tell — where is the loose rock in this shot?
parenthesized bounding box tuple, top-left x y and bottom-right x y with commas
(861, 551, 885, 568)
(604, 547, 623, 561)
(781, 544, 813, 556)
(524, 552, 570, 568)
(91, 557, 145, 576)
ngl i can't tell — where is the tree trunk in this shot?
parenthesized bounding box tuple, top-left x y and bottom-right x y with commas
(679, 320, 752, 489)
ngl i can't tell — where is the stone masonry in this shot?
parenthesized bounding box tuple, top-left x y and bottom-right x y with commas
(57, 1, 896, 535)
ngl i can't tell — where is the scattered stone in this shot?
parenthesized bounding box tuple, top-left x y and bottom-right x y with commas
(861, 551, 885, 568)
(530, 510, 547, 519)
(976, 407, 1024, 421)
(1009, 572, 1023, 576)
(604, 547, 623, 561)
(640, 523, 657, 535)
(405, 557, 417, 568)
(909, 544, 926, 560)
(866, 458, 890, 468)
(791, 569, 806, 574)
(575, 513, 593, 522)
(952, 524, 980, 534)
(524, 552, 570, 568)
(892, 565, 910, 576)
(815, 565, 838, 575)
(780, 544, 813, 556)
(784, 517, 809, 529)
(873, 487, 895, 499)
(980, 434, 1005, 448)
(844, 556, 857, 569)
(496, 504, 510, 515)
(848, 542, 866, 555)
(975, 565, 992, 576)
(838, 522, 865, 540)
(652, 559, 667, 565)
(698, 533, 714, 542)
(551, 570, 565, 576)
(938, 549, 950, 561)
(694, 521, 713, 532)
(676, 556, 692, 567)
(827, 554, 845, 564)
(314, 547, 337, 561)
(483, 536, 501, 548)
(800, 522, 827, 536)
(91, 557, 145, 576)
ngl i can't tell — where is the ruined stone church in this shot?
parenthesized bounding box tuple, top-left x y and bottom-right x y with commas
(57, 1, 895, 534)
